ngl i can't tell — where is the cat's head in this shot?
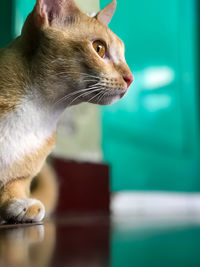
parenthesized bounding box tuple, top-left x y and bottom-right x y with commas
(22, 0, 133, 106)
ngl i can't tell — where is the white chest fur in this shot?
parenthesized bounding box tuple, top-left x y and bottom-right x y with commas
(0, 96, 60, 177)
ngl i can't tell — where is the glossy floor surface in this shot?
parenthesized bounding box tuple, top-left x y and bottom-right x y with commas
(0, 214, 200, 267)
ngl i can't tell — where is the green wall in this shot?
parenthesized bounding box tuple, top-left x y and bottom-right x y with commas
(101, 0, 200, 192)
(0, 0, 35, 47)
(0, 1, 13, 48)
(12, 0, 35, 38)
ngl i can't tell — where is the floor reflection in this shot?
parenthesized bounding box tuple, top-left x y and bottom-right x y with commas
(111, 214, 200, 267)
(0, 222, 56, 267)
(50, 215, 110, 267)
(0, 215, 110, 267)
(1, 214, 200, 267)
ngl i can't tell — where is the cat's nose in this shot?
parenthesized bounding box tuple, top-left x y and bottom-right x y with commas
(123, 74, 134, 88)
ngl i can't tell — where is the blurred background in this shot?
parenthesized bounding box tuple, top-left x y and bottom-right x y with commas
(1, 0, 200, 266)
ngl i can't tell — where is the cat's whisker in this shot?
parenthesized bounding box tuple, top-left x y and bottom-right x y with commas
(55, 90, 91, 106)
(54, 84, 101, 106)
(67, 88, 102, 106)
(65, 86, 111, 106)
(55, 82, 100, 101)
(69, 89, 102, 106)
(96, 89, 106, 103)
(87, 91, 103, 103)
(54, 78, 115, 107)
(96, 87, 114, 104)
(55, 90, 88, 106)
(98, 90, 108, 103)
(79, 87, 102, 98)
(97, 90, 106, 104)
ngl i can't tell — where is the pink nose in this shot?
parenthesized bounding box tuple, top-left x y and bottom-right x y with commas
(123, 74, 134, 88)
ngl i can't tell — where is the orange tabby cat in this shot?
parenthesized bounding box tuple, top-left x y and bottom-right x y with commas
(0, 0, 133, 223)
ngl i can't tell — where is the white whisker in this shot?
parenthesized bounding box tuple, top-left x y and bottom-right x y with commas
(54, 83, 101, 106)
(68, 88, 102, 106)
(87, 91, 103, 103)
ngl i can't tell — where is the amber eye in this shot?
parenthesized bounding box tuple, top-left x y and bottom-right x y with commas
(92, 40, 106, 58)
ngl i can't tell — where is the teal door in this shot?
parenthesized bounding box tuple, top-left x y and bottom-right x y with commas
(0, 0, 35, 48)
(101, 0, 200, 191)
(0, 1, 13, 48)
(13, 0, 35, 37)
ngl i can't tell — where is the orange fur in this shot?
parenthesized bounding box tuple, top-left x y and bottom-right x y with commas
(0, 133, 57, 220)
(30, 163, 58, 215)
(0, 0, 133, 223)
(0, 133, 56, 187)
(0, 44, 29, 115)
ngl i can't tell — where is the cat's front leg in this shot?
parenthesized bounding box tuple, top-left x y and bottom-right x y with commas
(0, 177, 45, 223)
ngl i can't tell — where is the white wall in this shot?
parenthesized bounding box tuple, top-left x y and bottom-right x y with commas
(75, 0, 99, 14)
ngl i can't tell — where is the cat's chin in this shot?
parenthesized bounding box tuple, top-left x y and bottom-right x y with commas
(99, 95, 122, 105)
(89, 92, 126, 106)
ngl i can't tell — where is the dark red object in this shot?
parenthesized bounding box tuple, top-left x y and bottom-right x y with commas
(53, 158, 110, 214)
(50, 215, 110, 267)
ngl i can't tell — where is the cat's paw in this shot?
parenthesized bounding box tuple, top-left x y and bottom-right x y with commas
(1, 198, 45, 223)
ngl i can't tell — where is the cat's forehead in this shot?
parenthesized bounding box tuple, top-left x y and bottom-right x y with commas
(47, 13, 125, 63)
(68, 16, 125, 56)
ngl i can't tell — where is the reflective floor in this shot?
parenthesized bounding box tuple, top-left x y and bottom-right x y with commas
(0, 214, 200, 267)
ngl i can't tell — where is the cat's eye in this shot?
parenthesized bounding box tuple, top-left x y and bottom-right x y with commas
(92, 40, 106, 58)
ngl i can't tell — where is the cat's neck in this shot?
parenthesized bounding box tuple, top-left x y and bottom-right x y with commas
(0, 94, 57, 179)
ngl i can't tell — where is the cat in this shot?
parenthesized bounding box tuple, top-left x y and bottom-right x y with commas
(0, 0, 133, 223)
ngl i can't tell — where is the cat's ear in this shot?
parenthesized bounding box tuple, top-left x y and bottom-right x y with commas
(96, 0, 117, 26)
(34, 0, 80, 27)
